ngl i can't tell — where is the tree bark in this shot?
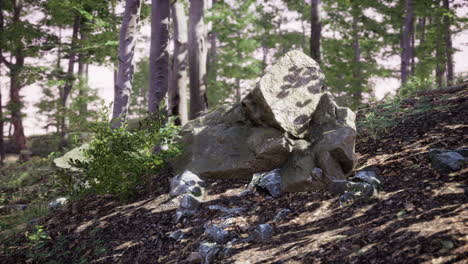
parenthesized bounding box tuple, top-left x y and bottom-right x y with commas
(443, 0, 454, 86)
(351, 2, 362, 107)
(112, 0, 142, 128)
(168, 1, 188, 125)
(188, 0, 209, 119)
(148, 0, 170, 115)
(310, 0, 321, 63)
(0, 0, 4, 165)
(401, 0, 414, 85)
(78, 26, 87, 117)
(60, 14, 81, 147)
(10, 0, 27, 161)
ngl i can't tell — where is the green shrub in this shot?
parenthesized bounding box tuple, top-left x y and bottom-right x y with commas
(399, 76, 435, 97)
(70, 110, 181, 202)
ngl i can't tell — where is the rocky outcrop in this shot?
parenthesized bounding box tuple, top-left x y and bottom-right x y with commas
(173, 50, 357, 192)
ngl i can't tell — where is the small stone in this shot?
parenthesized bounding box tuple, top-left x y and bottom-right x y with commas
(207, 205, 245, 215)
(180, 194, 200, 210)
(170, 170, 205, 197)
(252, 224, 273, 241)
(187, 252, 202, 264)
(48, 197, 68, 211)
(259, 169, 282, 197)
(353, 170, 383, 189)
(198, 242, 221, 264)
(430, 151, 465, 172)
(221, 239, 238, 257)
(205, 224, 231, 244)
(169, 230, 185, 241)
(273, 208, 292, 222)
(328, 180, 374, 198)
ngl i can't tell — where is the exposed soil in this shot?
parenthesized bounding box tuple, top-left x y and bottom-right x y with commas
(1, 89, 467, 264)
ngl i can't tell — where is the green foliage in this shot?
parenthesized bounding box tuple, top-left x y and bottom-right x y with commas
(69, 108, 181, 202)
(399, 76, 435, 97)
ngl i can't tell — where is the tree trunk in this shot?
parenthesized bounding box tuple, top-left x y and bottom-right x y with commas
(60, 15, 81, 147)
(188, 0, 209, 119)
(207, 0, 217, 82)
(10, 0, 27, 161)
(148, 0, 170, 115)
(351, 3, 362, 107)
(0, 0, 5, 165)
(168, 1, 188, 125)
(112, 0, 142, 128)
(401, 0, 414, 85)
(435, 2, 445, 88)
(310, 0, 321, 63)
(443, 0, 454, 86)
(78, 26, 87, 117)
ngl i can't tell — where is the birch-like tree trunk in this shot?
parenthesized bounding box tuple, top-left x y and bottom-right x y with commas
(168, 1, 188, 125)
(310, 0, 321, 63)
(401, 0, 414, 85)
(112, 0, 142, 128)
(148, 0, 170, 115)
(188, 0, 209, 119)
(443, 0, 454, 86)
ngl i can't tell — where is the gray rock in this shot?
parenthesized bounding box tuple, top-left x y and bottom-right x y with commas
(205, 224, 231, 244)
(172, 51, 356, 192)
(221, 239, 238, 257)
(180, 194, 201, 210)
(353, 170, 383, 189)
(198, 242, 221, 264)
(53, 144, 89, 171)
(430, 151, 465, 172)
(249, 169, 282, 197)
(259, 169, 282, 197)
(273, 208, 292, 222)
(242, 50, 324, 137)
(170, 170, 205, 197)
(208, 205, 245, 215)
(328, 180, 374, 198)
(169, 230, 185, 241)
(48, 197, 67, 210)
(252, 224, 273, 241)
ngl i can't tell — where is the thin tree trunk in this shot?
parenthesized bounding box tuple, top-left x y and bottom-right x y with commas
(188, 0, 209, 119)
(235, 78, 241, 102)
(351, 3, 362, 107)
(435, 2, 445, 88)
(310, 0, 321, 63)
(401, 0, 414, 85)
(168, 1, 188, 125)
(148, 0, 170, 115)
(0, 0, 5, 165)
(443, 0, 454, 85)
(60, 15, 81, 147)
(112, 0, 142, 128)
(78, 26, 87, 117)
(410, 22, 415, 75)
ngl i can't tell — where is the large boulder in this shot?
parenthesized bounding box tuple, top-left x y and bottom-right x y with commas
(173, 50, 357, 192)
(242, 50, 325, 138)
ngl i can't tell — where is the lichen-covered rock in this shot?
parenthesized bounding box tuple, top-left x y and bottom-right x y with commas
(242, 50, 325, 137)
(252, 224, 274, 242)
(53, 144, 89, 171)
(205, 224, 231, 244)
(173, 50, 357, 192)
(170, 170, 205, 197)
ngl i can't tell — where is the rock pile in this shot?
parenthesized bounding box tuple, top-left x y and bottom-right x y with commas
(173, 50, 357, 192)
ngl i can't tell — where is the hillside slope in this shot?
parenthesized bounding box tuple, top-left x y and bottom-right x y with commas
(1, 88, 467, 264)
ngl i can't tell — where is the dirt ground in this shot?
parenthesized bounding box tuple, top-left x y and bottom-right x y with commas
(2, 89, 467, 264)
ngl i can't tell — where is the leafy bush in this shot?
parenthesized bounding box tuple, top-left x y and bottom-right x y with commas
(399, 76, 434, 97)
(70, 110, 181, 201)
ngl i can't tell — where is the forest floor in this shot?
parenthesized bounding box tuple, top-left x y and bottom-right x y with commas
(1, 88, 467, 264)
